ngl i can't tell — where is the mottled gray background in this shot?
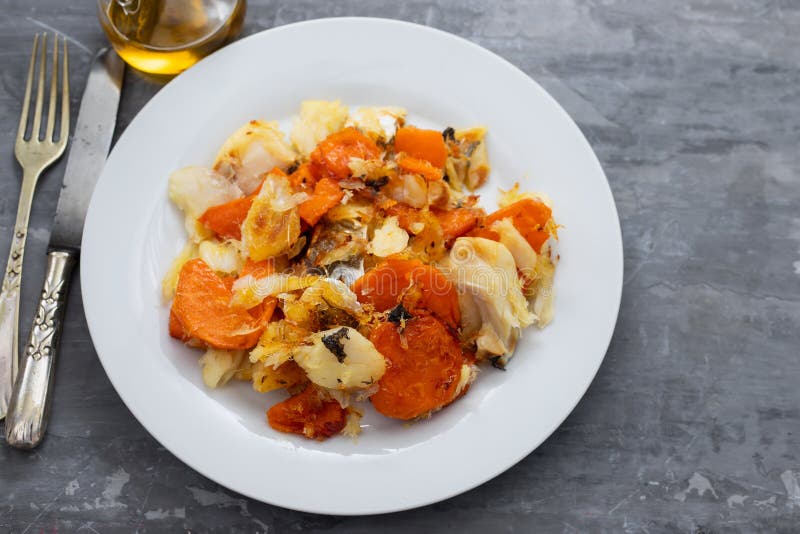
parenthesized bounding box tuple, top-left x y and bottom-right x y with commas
(1, 1, 799, 532)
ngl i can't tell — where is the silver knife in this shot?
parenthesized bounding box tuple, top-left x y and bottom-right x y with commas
(5, 49, 124, 449)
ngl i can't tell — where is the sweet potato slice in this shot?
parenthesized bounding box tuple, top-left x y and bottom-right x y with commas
(351, 258, 460, 328)
(171, 258, 267, 350)
(481, 198, 552, 252)
(384, 204, 425, 233)
(198, 196, 253, 241)
(267, 385, 346, 440)
(288, 162, 317, 192)
(168, 310, 191, 342)
(370, 316, 466, 420)
(198, 173, 277, 241)
(396, 153, 442, 181)
(434, 207, 483, 246)
(394, 126, 447, 168)
(310, 127, 381, 180)
(239, 257, 275, 279)
(297, 177, 344, 226)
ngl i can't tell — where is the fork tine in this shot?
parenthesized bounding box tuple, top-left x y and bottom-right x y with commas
(59, 39, 70, 144)
(31, 33, 47, 141)
(17, 34, 39, 141)
(45, 35, 59, 142)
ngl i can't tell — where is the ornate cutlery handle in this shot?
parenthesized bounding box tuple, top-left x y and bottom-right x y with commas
(5, 249, 76, 449)
(0, 173, 38, 419)
(0, 228, 26, 419)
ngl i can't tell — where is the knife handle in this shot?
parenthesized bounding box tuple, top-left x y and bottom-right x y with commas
(5, 249, 76, 449)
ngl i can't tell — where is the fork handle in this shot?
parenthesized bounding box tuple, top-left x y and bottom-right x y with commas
(0, 170, 39, 419)
(5, 249, 76, 449)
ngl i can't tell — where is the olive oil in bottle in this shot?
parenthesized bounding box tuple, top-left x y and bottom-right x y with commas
(98, 0, 246, 75)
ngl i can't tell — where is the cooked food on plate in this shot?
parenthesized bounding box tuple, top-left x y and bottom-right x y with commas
(163, 100, 559, 440)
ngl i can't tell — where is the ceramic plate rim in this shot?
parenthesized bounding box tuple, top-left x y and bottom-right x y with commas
(81, 17, 623, 515)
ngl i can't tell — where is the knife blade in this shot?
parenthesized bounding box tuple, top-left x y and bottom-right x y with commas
(50, 49, 124, 251)
(5, 49, 124, 449)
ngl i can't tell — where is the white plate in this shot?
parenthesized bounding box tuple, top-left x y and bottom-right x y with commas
(82, 18, 623, 515)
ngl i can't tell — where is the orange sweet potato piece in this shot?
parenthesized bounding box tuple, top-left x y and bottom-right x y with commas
(485, 198, 551, 227)
(197, 171, 280, 241)
(310, 127, 381, 180)
(394, 126, 447, 168)
(434, 207, 483, 246)
(267, 385, 347, 440)
(239, 257, 275, 279)
(198, 196, 253, 241)
(478, 198, 553, 253)
(288, 162, 317, 192)
(466, 226, 499, 241)
(351, 258, 460, 329)
(396, 153, 442, 181)
(370, 316, 466, 420)
(168, 310, 191, 342)
(247, 297, 277, 329)
(297, 177, 344, 226)
(384, 204, 424, 233)
(168, 310, 207, 348)
(171, 259, 267, 350)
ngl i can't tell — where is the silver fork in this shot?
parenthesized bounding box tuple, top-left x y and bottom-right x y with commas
(0, 33, 70, 419)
